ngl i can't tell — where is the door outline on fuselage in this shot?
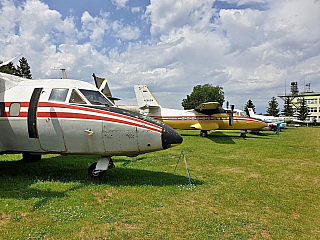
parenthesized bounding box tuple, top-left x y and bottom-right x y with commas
(35, 88, 67, 153)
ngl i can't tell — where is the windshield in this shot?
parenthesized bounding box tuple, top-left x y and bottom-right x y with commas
(79, 89, 113, 106)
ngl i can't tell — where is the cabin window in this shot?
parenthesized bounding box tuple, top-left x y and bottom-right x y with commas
(69, 89, 86, 104)
(9, 102, 21, 117)
(79, 89, 113, 106)
(49, 88, 69, 102)
(0, 102, 4, 116)
(308, 107, 317, 113)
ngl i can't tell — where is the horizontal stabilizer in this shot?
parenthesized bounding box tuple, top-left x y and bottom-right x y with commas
(92, 73, 120, 104)
(0, 54, 22, 68)
(0, 72, 25, 93)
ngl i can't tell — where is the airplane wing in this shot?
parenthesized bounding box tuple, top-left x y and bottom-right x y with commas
(0, 54, 22, 68)
(92, 73, 120, 104)
(194, 102, 230, 117)
(194, 102, 220, 111)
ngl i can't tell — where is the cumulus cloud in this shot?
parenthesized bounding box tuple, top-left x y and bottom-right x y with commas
(131, 6, 141, 13)
(80, 11, 110, 46)
(146, 0, 217, 35)
(111, 0, 128, 9)
(112, 21, 140, 40)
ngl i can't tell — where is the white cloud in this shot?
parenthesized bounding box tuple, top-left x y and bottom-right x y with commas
(111, 0, 128, 9)
(112, 21, 140, 40)
(80, 11, 110, 46)
(146, 0, 217, 35)
(131, 6, 141, 13)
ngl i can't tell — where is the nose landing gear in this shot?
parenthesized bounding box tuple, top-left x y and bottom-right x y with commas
(88, 156, 115, 179)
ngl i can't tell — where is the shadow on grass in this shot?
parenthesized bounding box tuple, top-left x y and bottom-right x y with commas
(180, 130, 272, 144)
(0, 155, 201, 203)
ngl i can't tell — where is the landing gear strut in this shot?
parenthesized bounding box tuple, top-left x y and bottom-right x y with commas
(240, 130, 247, 138)
(88, 156, 115, 179)
(200, 130, 208, 138)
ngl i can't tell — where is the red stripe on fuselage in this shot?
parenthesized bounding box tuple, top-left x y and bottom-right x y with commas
(1, 101, 162, 133)
(37, 112, 162, 133)
(38, 102, 162, 131)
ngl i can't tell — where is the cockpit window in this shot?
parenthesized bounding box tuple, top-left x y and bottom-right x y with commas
(69, 89, 86, 104)
(49, 88, 69, 102)
(79, 89, 113, 106)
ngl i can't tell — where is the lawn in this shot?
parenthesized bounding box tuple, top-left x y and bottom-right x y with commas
(0, 127, 319, 239)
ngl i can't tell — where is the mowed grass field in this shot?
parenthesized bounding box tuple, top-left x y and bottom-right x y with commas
(0, 127, 319, 239)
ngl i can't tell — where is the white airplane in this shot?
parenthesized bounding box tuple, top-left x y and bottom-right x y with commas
(247, 108, 288, 130)
(133, 85, 268, 137)
(0, 57, 182, 179)
(247, 108, 281, 122)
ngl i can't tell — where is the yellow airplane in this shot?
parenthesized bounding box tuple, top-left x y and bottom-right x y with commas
(133, 85, 268, 137)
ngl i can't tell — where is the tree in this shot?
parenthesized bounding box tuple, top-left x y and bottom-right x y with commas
(266, 96, 280, 116)
(0, 61, 15, 74)
(281, 97, 294, 117)
(244, 99, 255, 116)
(0, 57, 31, 78)
(16, 57, 32, 79)
(297, 98, 309, 121)
(181, 84, 224, 109)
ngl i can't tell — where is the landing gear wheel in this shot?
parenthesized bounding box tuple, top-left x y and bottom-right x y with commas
(108, 159, 115, 169)
(21, 153, 41, 162)
(200, 130, 208, 138)
(88, 162, 107, 179)
(240, 132, 247, 138)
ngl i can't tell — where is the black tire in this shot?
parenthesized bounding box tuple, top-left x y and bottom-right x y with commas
(240, 133, 246, 138)
(88, 162, 107, 179)
(21, 153, 41, 162)
(200, 131, 208, 138)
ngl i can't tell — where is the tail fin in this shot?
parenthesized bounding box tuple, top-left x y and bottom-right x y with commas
(92, 73, 120, 104)
(134, 84, 161, 109)
(248, 108, 255, 117)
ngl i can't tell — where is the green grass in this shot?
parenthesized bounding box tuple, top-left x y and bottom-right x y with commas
(0, 127, 319, 239)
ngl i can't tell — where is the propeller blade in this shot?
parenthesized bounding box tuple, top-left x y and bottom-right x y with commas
(229, 104, 234, 126)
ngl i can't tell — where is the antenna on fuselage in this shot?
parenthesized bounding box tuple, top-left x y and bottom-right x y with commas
(52, 68, 67, 79)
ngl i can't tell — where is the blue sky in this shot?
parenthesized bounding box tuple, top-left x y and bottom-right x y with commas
(1, 0, 320, 113)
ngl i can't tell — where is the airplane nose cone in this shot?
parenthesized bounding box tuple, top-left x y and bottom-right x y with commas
(161, 125, 183, 149)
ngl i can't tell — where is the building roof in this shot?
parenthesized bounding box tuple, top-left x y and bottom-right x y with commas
(279, 92, 320, 98)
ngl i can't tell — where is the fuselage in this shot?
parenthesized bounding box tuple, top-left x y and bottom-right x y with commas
(0, 73, 182, 156)
(147, 108, 268, 131)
